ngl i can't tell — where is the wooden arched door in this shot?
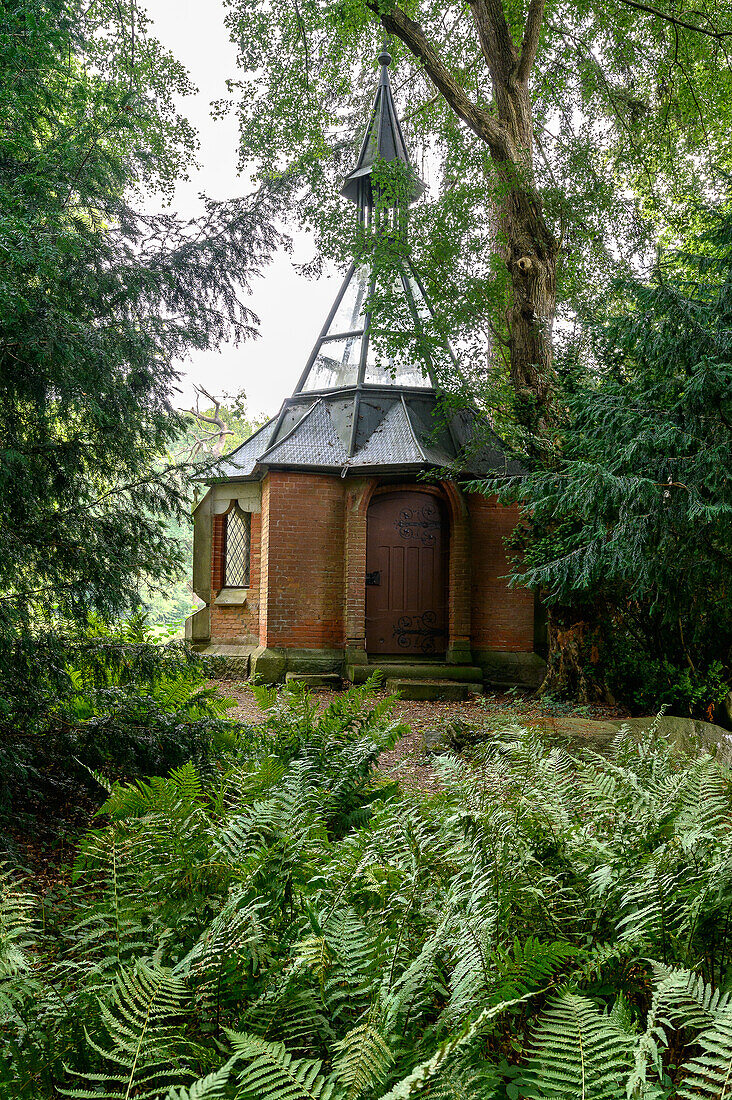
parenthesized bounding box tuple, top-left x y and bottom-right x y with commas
(365, 490, 448, 655)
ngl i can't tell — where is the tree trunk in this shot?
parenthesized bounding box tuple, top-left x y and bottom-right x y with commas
(539, 606, 615, 704)
(478, 16, 559, 434)
(374, 0, 580, 686)
(500, 178, 557, 433)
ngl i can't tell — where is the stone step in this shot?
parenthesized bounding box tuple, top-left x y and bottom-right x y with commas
(284, 672, 343, 690)
(348, 661, 483, 685)
(385, 678, 484, 702)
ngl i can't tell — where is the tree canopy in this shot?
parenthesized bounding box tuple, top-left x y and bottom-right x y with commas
(479, 197, 732, 712)
(224, 0, 732, 431)
(0, 0, 288, 644)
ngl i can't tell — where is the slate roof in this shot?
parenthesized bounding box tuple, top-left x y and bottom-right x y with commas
(348, 398, 424, 467)
(260, 400, 349, 468)
(215, 390, 524, 481)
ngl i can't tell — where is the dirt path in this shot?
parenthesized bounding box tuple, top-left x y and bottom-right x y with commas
(222, 682, 629, 792)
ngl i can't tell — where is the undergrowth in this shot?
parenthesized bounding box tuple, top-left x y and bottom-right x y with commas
(0, 616, 235, 855)
(3, 680, 732, 1097)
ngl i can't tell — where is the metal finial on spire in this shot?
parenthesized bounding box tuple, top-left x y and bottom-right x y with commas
(340, 46, 425, 208)
(379, 32, 391, 67)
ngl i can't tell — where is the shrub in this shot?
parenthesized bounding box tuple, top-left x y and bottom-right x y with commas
(0, 617, 237, 843)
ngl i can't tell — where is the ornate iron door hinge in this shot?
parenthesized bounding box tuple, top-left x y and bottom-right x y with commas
(395, 505, 440, 546)
(365, 570, 381, 586)
(392, 611, 446, 653)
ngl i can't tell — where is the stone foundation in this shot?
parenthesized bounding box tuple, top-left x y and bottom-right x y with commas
(249, 646, 346, 684)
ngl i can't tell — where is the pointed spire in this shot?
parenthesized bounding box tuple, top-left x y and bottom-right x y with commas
(340, 48, 425, 208)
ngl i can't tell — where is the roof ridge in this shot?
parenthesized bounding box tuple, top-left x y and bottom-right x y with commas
(400, 393, 427, 462)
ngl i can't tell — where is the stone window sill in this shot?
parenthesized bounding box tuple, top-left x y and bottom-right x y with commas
(214, 588, 249, 607)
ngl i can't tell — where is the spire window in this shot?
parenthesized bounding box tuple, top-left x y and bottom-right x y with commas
(325, 267, 369, 337)
(301, 334, 363, 392)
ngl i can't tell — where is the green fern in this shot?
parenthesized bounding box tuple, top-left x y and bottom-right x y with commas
(180, 891, 272, 1027)
(677, 1003, 732, 1098)
(379, 992, 535, 1099)
(100, 759, 206, 820)
(492, 937, 578, 1001)
(249, 683, 279, 710)
(226, 1031, 342, 1099)
(626, 965, 729, 1094)
(66, 961, 193, 1099)
(10, 686, 732, 1099)
(323, 909, 381, 1022)
(381, 925, 445, 1034)
(164, 1061, 237, 1099)
(427, 1065, 501, 1098)
(0, 865, 37, 1013)
(331, 1022, 394, 1099)
(522, 991, 633, 1099)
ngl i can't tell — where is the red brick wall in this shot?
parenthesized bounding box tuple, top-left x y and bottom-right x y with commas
(468, 493, 534, 651)
(260, 471, 346, 649)
(207, 478, 532, 654)
(259, 480, 270, 645)
(442, 482, 471, 653)
(344, 479, 374, 651)
(209, 510, 262, 645)
(211, 514, 225, 592)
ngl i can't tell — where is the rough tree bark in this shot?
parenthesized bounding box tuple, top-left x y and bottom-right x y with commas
(369, 0, 558, 433)
(539, 604, 618, 703)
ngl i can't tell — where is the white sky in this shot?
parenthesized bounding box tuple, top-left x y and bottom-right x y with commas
(143, 0, 341, 421)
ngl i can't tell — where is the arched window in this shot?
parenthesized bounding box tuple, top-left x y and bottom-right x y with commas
(224, 506, 251, 587)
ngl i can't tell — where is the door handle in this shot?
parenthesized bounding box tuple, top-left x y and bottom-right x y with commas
(365, 570, 381, 586)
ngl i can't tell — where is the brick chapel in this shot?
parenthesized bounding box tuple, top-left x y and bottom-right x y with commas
(187, 50, 545, 690)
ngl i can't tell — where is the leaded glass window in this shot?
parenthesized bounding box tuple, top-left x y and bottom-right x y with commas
(224, 507, 250, 587)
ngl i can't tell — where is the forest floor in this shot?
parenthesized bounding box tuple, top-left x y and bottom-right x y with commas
(225, 682, 630, 794)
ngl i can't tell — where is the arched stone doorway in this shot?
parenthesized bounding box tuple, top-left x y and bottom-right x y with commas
(365, 488, 448, 655)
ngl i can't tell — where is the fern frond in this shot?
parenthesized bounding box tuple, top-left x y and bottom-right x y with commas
(250, 683, 278, 710)
(179, 891, 272, 1023)
(293, 934, 334, 983)
(226, 1031, 341, 1099)
(323, 909, 381, 1022)
(616, 859, 689, 950)
(378, 992, 535, 1099)
(522, 991, 633, 1100)
(238, 979, 335, 1050)
(427, 1064, 501, 1099)
(677, 1003, 732, 1098)
(0, 866, 37, 1013)
(164, 1061, 236, 1100)
(441, 917, 492, 1027)
(100, 760, 205, 820)
(66, 960, 193, 1099)
(332, 1023, 394, 1099)
(491, 937, 578, 1001)
(381, 927, 445, 1033)
(650, 962, 731, 1029)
